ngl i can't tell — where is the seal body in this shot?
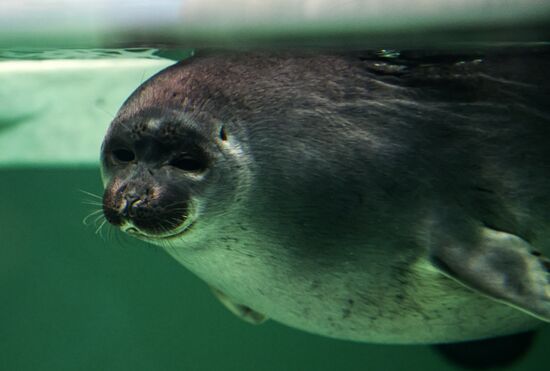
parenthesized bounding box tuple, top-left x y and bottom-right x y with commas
(101, 50, 550, 344)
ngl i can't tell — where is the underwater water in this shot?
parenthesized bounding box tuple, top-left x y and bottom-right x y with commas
(1, 45, 550, 371)
(2, 169, 549, 370)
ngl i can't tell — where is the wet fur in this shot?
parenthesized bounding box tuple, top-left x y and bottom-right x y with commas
(102, 49, 550, 343)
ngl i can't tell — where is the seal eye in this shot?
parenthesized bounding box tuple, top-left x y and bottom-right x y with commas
(170, 154, 206, 172)
(112, 149, 135, 163)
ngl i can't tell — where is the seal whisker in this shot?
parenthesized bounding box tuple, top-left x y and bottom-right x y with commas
(94, 106, 116, 120)
(79, 189, 103, 199)
(168, 217, 186, 230)
(113, 227, 135, 247)
(82, 200, 103, 207)
(95, 219, 108, 236)
(105, 225, 116, 243)
(83, 209, 104, 225)
(166, 242, 179, 256)
(92, 213, 107, 226)
(161, 201, 189, 210)
(97, 222, 113, 242)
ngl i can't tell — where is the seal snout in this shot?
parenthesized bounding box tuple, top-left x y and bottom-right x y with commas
(103, 180, 189, 237)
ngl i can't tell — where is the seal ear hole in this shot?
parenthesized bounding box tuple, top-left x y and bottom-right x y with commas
(219, 126, 227, 141)
(112, 149, 135, 163)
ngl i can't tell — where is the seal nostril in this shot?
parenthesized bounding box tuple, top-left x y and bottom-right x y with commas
(121, 190, 145, 217)
(126, 197, 144, 216)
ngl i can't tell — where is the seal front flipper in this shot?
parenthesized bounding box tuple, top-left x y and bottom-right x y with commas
(429, 226, 550, 321)
(210, 286, 268, 325)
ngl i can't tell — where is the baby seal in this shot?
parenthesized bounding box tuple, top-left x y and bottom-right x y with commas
(101, 50, 550, 344)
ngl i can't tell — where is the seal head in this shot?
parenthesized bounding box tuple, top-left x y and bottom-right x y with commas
(101, 100, 245, 242)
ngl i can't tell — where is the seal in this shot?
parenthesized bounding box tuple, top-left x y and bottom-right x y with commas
(100, 50, 550, 344)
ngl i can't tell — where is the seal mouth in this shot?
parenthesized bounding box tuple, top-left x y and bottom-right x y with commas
(124, 220, 196, 241)
(158, 221, 196, 240)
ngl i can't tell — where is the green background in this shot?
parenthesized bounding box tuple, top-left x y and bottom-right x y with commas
(1, 168, 548, 370)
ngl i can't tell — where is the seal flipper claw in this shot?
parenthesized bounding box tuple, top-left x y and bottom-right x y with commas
(430, 227, 550, 321)
(210, 286, 267, 325)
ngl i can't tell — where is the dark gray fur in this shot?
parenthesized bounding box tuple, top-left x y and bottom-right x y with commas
(101, 49, 550, 343)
